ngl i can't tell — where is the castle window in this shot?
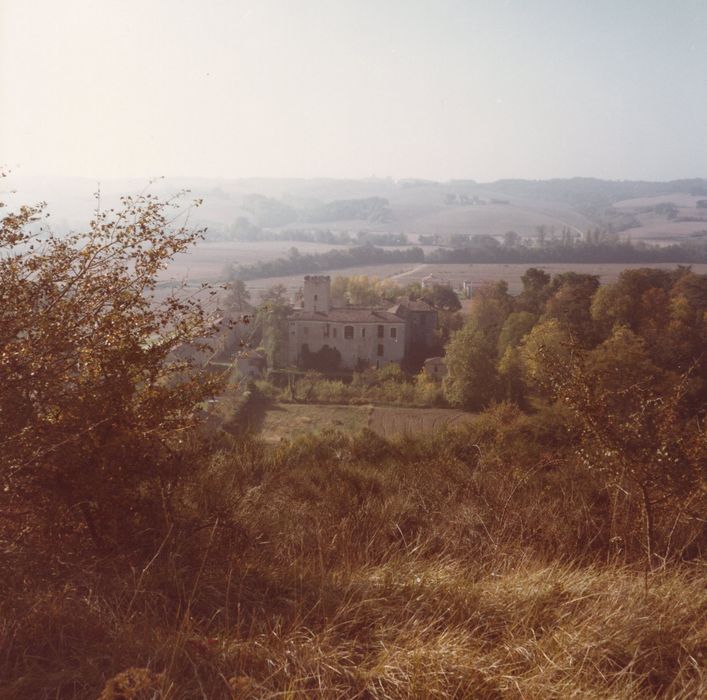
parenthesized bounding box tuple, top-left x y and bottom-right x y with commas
(344, 325, 354, 340)
(390, 327, 397, 339)
(377, 344, 384, 356)
(324, 323, 330, 338)
(377, 324, 384, 338)
(333, 327, 337, 338)
(361, 327, 366, 338)
(314, 294, 318, 301)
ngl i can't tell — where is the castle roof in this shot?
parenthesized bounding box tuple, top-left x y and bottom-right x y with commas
(290, 308, 403, 324)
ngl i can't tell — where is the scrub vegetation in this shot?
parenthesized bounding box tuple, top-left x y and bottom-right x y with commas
(1, 189, 705, 699)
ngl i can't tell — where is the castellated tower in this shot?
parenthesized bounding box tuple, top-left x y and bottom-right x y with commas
(302, 275, 331, 313)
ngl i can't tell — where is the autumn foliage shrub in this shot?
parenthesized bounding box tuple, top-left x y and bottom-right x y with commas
(0, 183, 223, 555)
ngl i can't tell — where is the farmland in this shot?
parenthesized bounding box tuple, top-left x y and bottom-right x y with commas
(10, 174, 707, 303)
(151, 258, 707, 309)
(258, 402, 476, 443)
(240, 261, 707, 299)
(13, 173, 707, 251)
(611, 193, 707, 244)
(158, 239, 349, 284)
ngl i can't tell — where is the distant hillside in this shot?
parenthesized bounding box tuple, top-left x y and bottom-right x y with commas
(7, 174, 707, 244)
(477, 177, 707, 206)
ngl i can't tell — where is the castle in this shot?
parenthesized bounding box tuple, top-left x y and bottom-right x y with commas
(287, 276, 437, 370)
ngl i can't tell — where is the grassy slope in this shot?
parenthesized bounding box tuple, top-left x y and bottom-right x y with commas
(3, 425, 705, 699)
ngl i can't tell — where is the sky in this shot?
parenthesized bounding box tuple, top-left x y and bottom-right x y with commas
(1, 0, 706, 182)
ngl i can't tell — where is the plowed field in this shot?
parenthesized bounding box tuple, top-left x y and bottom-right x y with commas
(367, 406, 475, 439)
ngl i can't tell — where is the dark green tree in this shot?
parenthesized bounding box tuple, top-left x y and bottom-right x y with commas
(496, 311, 538, 405)
(257, 284, 292, 369)
(517, 267, 551, 314)
(443, 321, 499, 410)
(421, 284, 462, 311)
(223, 278, 252, 312)
(543, 272, 600, 346)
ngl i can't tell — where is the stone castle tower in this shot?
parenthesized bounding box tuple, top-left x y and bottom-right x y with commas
(303, 275, 331, 313)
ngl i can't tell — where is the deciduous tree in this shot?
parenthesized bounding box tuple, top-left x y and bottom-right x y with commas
(1, 183, 222, 551)
(537, 327, 705, 567)
(257, 284, 292, 369)
(421, 283, 461, 311)
(443, 321, 498, 410)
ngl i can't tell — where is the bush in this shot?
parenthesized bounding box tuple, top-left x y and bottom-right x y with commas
(301, 343, 342, 371)
(0, 186, 222, 554)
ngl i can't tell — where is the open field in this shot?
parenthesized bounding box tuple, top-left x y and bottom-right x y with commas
(404, 201, 593, 237)
(159, 239, 348, 283)
(9, 427, 706, 698)
(149, 260, 707, 312)
(376, 262, 707, 294)
(368, 405, 475, 439)
(622, 220, 707, 241)
(614, 193, 706, 209)
(611, 193, 707, 242)
(273, 198, 596, 238)
(259, 403, 370, 443)
(241, 261, 707, 298)
(258, 402, 476, 443)
(242, 262, 426, 300)
(10, 175, 598, 240)
(158, 226, 707, 298)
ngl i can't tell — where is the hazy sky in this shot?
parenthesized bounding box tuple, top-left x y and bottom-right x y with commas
(1, 0, 706, 181)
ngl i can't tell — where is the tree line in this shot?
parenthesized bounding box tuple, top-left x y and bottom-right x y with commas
(229, 239, 706, 280)
(231, 245, 425, 280)
(215, 217, 410, 246)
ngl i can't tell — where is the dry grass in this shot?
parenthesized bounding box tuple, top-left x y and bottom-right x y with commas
(259, 404, 370, 444)
(258, 404, 475, 443)
(1, 427, 705, 699)
(368, 406, 475, 439)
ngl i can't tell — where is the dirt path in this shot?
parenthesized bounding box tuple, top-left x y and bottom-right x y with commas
(386, 263, 429, 281)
